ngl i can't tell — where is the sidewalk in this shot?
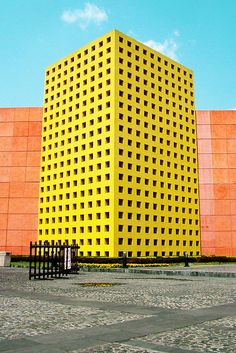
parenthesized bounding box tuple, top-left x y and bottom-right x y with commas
(0, 266, 235, 353)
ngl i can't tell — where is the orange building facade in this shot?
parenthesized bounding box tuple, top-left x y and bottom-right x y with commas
(196, 110, 236, 256)
(0, 108, 236, 256)
(0, 107, 42, 255)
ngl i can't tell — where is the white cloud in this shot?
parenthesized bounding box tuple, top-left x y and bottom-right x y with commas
(144, 31, 180, 61)
(61, 3, 108, 29)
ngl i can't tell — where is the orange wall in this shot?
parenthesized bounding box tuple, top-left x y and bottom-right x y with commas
(197, 110, 236, 256)
(0, 108, 42, 255)
(1, 108, 236, 256)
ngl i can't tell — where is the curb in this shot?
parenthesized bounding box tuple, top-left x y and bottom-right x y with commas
(80, 267, 236, 278)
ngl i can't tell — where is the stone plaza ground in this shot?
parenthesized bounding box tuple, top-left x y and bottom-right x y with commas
(0, 265, 236, 353)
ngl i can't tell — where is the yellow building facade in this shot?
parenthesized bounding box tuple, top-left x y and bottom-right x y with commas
(38, 29, 200, 257)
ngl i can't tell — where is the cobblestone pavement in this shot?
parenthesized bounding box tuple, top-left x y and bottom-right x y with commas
(0, 267, 235, 353)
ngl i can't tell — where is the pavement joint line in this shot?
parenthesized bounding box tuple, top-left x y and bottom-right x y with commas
(127, 339, 203, 353)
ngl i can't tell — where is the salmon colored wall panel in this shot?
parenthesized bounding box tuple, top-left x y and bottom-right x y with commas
(211, 125, 226, 139)
(196, 111, 210, 125)
(196, 125, 211, 138)
(0, 214, 8, 229)
(11, 137, 28, 151)
(13, 108, 29, 121)
(226, 125, 236, 138)
(0, 230, 7, 249)
(5, 230, 37, 254)
(215, 232, 232, 248)
(10, 167, 26, 182)
(216, 248, 232, 256)
(29, 108, 43, 121)
(214, 216, 232, 231)
(197, 139, 212, 153)
(7, 214, 38, 230)
(9, 182, 39, 198)
(27, 136, 42, 151)
(227, 154, 236, 168)
(198, 169, 213, 183)
(4, 230, 23, 246)
(198, 154, 212, 169)
(0, 183, 9, 197)
(26, 167, 40, 182)
(13, 122, 29, 136)
(0, 108, 42, 255)
(212, 154, 228, 168)
(11, 152, 27, 167)
(9, 182, 26, 197)
(0, 122, 14, 136)
(0, 167, 10, 182)
(26, 152, 41, 166)
(199, 184, 214, 199)
(211, 140, 227, 153)
(227, 140, 236, 153)
(214, 200, 231, 215)
(230, 216, 236, 230)
(23, 183, 39, 198)
(210, 111, 223, 124)
(201, 247, 216, 255)
(230, 184, 236, 199)
(0, 137, 11, 151)
(28, 122, 42, 136)
(0, 152, 11, 166)
(229, 169, 236, 183)
(213, 184, 230, 200)
(213, 169, 229, 183)
(0, 198, 9, 213)
(0, 109, 14, 122)
(198, 111, 236, 256)
(8, 198, 38, 214)
(199, 200, 214, 215)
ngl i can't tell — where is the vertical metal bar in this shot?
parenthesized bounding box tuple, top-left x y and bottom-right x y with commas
(42, 243, 46, 279)
(38, 241, 42, 280)
(29, 241, 32, 280)
(47, 243, 50, 279)
(34, 242, 37, 279)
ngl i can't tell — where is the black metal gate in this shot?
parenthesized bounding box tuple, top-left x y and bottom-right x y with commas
(29, 241, 79, 280)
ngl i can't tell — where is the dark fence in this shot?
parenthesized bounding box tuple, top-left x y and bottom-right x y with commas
(29, 241, 80, 280)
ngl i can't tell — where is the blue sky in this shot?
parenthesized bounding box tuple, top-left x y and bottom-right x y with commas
(0, 0, 235, 109)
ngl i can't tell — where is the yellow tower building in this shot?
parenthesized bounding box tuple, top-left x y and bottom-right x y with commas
(39, 29, 200, 257)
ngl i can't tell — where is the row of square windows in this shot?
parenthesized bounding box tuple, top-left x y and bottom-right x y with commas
(44, 100, 194, 115)
(39, 225, 199, 237)
(41, 155, 197, 169)
(39, 219, 199, 228)
(39, 210, 199, 220)
(45, 57, 192, 87)
(43, 109, 194, 126)
(45, 90, 193, 107)
(72, 251, 200, 257)
(44, 108, 194, 123)
(73, 238, 200, 247)
(40, 170, 198, 185)
(45, 79, 193, 100)
(42, 124, 195, 138)
(40, 183, 198, 195)
(43, 137, 196, 153)
(40, 195, 198, 207)
(41, 135, 197, 152)
(46, 34, 192, 76)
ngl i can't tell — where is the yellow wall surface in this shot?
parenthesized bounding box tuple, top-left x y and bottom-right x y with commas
(39, 30, 200, 257)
